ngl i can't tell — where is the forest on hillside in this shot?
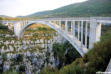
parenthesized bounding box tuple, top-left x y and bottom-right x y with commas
(24, 0, 111, 18)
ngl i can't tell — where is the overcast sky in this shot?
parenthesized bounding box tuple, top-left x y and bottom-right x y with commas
(0, 0, 87, 17)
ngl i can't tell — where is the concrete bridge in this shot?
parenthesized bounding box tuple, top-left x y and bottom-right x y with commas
(3, 17, 111, 56)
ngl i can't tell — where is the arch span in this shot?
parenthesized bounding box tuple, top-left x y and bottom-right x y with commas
(16, 21, 88, 56)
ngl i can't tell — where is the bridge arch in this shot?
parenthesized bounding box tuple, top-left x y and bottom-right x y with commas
(16, 21, 86, 56)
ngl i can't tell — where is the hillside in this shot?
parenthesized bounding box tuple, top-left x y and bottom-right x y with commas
(25, 0, 111, 18)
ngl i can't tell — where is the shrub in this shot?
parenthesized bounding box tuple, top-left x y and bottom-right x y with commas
(2, 70, 18, 74)
(0, 25, 8, 30)
(40, 66, 58, 74)
(16, 54, 24, 63)
(19, 65, 25, 73)
(59, 61, 85, 74)
(86, 33, 111, 73)
(2, 53, 7, 61)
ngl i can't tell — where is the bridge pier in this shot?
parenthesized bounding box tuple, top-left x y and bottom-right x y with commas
(85, 21, 88, 48)
(77, 21, 80, 41)
(96, 22, 101, 41)
(89, 18, 101, 49)
(59, 21, 61, 29)
(81, 21, 83, 48)
(71, 21, 73, 35)
(73, 21, 76, 40)
(65, 21, 68, 33)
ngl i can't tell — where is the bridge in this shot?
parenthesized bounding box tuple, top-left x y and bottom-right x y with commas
(2, 17, 111, 56)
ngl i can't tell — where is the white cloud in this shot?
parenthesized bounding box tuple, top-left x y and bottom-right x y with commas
(0, 0, 87, 17)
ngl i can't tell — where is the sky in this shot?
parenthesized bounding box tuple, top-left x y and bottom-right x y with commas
(0, 0, 87, 17)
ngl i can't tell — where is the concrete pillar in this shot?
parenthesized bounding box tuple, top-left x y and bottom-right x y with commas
(89, 19, 96, 49)
(85, 21, 88, 48)
(89, 19, 101, 49)
(71, 21, 75, 39)
(59, 21, 61, 29)
(73, 21, 75, 39)
(71, 21, 73, 34)
(81, 21, 83, 47)
(78, 21, 80, 40)
(65, 20, 68, 33)
(96, 23, 101, 41)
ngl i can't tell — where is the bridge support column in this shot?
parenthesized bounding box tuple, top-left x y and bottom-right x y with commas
(71, 21, 73, 34)
(96, 23, 101, 41)
(89, 19, 101, 49)
(65, 21, 68, 33)
(71, 21, 75, 40)
(81, 21, 83, 47)
(78, 21, 80, 40)
(85, 21, 88, 48)
(59, 21, 61, 29)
